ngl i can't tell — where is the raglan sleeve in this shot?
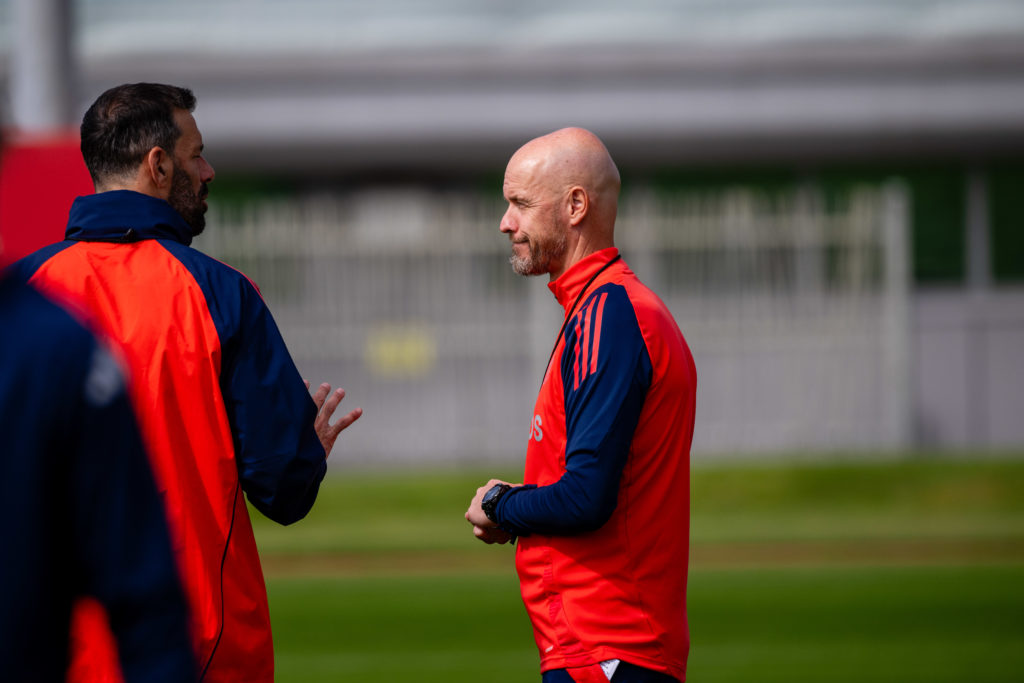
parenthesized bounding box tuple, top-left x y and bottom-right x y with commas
(221, 277, 327, 526)
(494, 284, 653, 536)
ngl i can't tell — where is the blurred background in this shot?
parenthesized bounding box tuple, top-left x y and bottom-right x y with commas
(2, 0, 1023, 463)
(1, 1, 1022, 681)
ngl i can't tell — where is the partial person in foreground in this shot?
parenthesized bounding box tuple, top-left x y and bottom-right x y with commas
(12, 82, 362, 682)
(0, 265, 195, 682)
(466, 128, 696, 683)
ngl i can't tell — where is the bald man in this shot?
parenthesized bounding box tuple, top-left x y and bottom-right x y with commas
(466, 129, 697, 683)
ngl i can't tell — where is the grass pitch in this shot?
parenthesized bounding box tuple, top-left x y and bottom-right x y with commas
(253, 456, 1024, 682)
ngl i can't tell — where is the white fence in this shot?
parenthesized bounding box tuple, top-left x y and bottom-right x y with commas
(201, 182, 911, 463)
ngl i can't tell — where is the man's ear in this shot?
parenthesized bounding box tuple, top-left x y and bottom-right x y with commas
(567, 187, 589, 227)
(143, 146, 173, 192)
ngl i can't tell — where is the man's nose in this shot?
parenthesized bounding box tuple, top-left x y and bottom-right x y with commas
(201, 158, 215, 183)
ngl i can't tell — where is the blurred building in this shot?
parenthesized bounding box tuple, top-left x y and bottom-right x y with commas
(1, 0, 1022, 461)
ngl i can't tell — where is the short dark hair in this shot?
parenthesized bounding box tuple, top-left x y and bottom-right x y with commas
(80, 83, 196, 184)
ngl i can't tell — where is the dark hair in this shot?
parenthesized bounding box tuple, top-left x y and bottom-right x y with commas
(80, 83, 196, 184)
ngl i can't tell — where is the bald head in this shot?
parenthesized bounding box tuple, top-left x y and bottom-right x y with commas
(500, 128, 621, 279)
(508, 127, 621, 231)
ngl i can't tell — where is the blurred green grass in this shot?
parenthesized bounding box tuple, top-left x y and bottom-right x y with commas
(252, 455, 1024, 682)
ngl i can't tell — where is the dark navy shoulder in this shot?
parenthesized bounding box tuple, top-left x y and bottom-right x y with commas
(157, 240, 260, 293)
(572, 282, 641, 338)
(582, 281, 631, 309)
(154, 240, 265, 346)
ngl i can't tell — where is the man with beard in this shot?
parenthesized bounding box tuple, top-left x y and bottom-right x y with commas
(466, 128, 696, 682)
(12, 83, 362, 682)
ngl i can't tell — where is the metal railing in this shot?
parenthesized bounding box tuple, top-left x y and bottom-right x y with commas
(201, 182, 910, 463)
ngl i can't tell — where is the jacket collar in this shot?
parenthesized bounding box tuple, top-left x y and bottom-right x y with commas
(65, 190, 195, 246)
(547, 247, 620, 310)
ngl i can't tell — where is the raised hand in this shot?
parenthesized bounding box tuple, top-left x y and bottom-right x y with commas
(306, 381, 363, 458)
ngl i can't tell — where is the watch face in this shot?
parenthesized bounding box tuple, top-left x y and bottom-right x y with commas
(483, 485, 502, 505)
(482, 484, 508, 522)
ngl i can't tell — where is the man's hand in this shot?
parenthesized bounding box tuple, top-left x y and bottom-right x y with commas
(466, 478, 518, 545)
(306, 381, 363, 459)
(473, 525, 514, 544)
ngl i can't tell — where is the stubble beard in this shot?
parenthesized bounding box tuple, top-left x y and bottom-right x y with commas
(509, 220, 567, 277)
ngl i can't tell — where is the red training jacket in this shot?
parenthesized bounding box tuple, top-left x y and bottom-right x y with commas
(504, 248, 696, 680)
(14, 191, 327, 682)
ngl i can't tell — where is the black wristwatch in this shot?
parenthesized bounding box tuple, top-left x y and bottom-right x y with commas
(480, 483, 512, 524)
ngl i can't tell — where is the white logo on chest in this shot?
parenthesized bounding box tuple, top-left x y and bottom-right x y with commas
(529, 414, 544, 442)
